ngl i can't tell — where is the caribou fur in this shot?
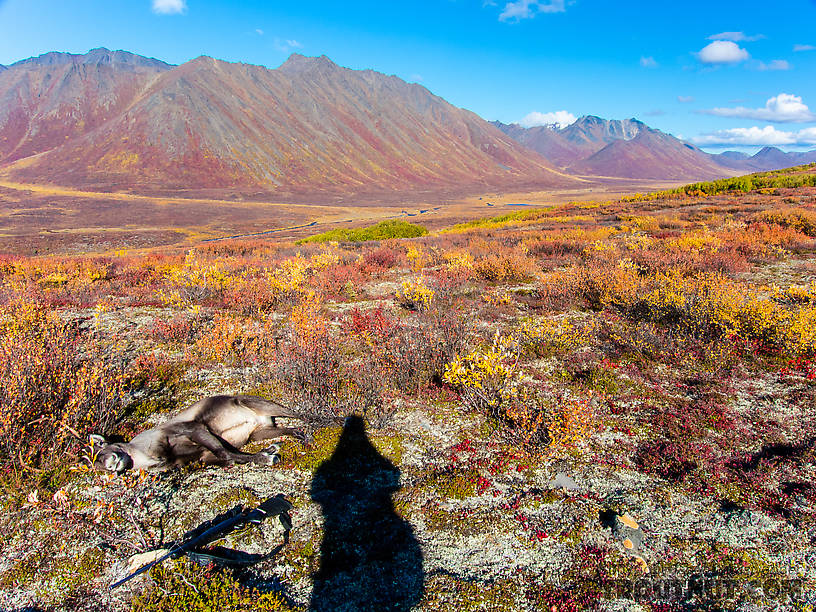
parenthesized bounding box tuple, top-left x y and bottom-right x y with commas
(90, 395, 302, 473)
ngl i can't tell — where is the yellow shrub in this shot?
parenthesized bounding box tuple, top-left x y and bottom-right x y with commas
(624, 234, 655, 251)
(667, 230, 723, 253)
(582, 240, 616, 257)
(444, 250, 475, 271)
(755, 208, 816, 236)
(406, 246, 427, 272)
(396, 278, 435, 311)
(772, 283, 816, 305)
(289, 292, 328, 351)
(0, 299, 127, 473)
(163, 250, 235, 305)
(185, 314, 272, 365)
(309, 250, 341, 270)
(518, 316, 595, 355)
(785, 307, 816, 356)
(443, 332, 596, 448)
(618, 214, 659, 233)
(442, 333, 520, 418)
(576, 265, 816, 357)
(579, 263, 643, 311)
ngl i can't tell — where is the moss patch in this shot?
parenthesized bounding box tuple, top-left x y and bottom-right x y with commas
(421, 466, 481, 500)
(0, 544, 105, 604)
(131, 559, 301, 612)
(421, 574, 520, 611)
(284, 426, 405, 472)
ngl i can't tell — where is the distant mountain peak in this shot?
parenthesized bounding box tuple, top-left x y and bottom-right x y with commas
(10, 47, 172, 70)
(496, 113, 730, 180)
(279, 53, 339, 75)
(755, 146, 784, 156)
(575, 115, 604, 124)
(561, 115, 644, 146)
(718, 151, 750, 160)
(187, 55, 222, 67)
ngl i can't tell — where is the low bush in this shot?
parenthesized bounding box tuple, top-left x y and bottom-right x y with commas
(472, 250, 538, 283)
(396, 278, 435, 311)
(754, 207, 816, 237)
(0, 300, 127, 478)
(297, 219, 427, 243)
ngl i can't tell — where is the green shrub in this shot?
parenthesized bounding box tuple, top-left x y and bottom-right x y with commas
(297, 219, 427, 244)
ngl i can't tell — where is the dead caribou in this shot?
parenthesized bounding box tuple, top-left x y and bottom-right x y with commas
(90, 395, 303, 474)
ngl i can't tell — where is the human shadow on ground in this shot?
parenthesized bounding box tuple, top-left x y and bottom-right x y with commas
(309, 416, 424, 612)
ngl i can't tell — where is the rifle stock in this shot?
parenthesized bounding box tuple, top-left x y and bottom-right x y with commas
(109, 494, 292, 591)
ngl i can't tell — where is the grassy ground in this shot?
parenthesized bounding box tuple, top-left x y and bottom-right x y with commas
(1, 165, 815, 611)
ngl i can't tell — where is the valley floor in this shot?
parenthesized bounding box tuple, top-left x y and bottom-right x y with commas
(0, 176, 684, 255)
(1, 165, 815, 611)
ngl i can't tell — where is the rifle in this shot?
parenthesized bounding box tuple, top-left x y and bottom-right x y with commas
(110, 494, 292, 590)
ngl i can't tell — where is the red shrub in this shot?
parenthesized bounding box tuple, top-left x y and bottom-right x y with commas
(360, 245, 401, 272)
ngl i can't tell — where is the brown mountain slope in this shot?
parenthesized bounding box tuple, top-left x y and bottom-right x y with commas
(493, 116, 651, 169)
(490, 121, 584, 167)
(568, 129, 730, 180)
(559, 116, 643, 147)
(495, 116, 733, 180)
(2, 51, 577, 197)
(0, 49, 171, 164)
(712, 147, 816, 172)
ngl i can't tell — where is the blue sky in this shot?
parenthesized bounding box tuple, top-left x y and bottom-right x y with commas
(1, 0, 814, 152)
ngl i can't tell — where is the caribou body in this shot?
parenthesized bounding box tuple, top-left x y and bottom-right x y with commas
(90, 395, 303, 474)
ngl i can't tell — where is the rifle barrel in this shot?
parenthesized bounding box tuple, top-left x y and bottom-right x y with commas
(110, 509, 254, 590)
(109, 495, 292, 591)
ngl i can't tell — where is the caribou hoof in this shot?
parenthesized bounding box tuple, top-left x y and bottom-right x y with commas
(292, 429, 311, 444)
(255, 449, 281, 466)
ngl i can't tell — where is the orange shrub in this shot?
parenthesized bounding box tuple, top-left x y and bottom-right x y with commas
(0, 299, 127, 475)
(185, 313, 275, 366)
(754, 207, 816, 237)
(472, 250, 538, 282)
(545, 393, 596, 450)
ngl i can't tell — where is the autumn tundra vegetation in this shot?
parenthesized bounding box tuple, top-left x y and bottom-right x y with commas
(1, 164, 816, 610)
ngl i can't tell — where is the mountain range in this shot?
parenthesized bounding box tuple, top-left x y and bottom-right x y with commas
(1, 48, 814, 198)
(0, 48, 574, 197)
(492, 117, 816, 180)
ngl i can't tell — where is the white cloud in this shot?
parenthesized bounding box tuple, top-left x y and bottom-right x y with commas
(274, 38, 303, 53)
(677, 95, 695, 103)
(696, 41, 750, 64)
(499, 0, 565, 22)
(255, 29, 264, 36)
(707, 32, 765, 42)
(757, 59, 791, 71)
(640, 56, 658, 68)
(794, 44, 816, 52)
(152, 0, 186, 15)
(519, 110, 576, 129)
(700, 93, 816, 123)
(693, 125, 816, 146)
